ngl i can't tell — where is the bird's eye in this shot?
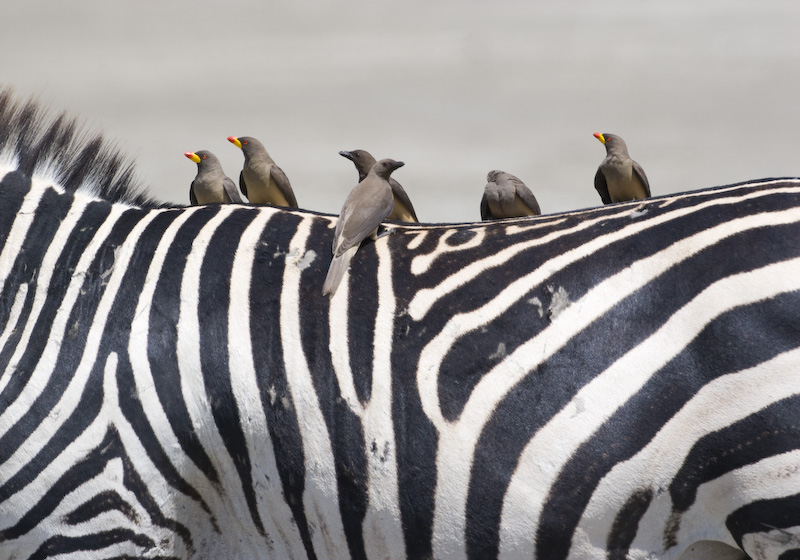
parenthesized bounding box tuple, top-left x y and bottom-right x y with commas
(202, 155, 207, 159)
(243, 141, 248, 145)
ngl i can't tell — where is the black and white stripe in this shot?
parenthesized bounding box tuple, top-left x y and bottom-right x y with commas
(1, 91, 799, 560)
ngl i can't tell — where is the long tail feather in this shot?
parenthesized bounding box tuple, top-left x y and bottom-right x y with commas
(322, 246, 358, 296)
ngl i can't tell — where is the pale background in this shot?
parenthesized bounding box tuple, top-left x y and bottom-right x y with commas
(2, 0, 799, 223)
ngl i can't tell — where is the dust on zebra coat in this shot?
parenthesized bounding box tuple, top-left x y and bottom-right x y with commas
(1, 91, 800, 560)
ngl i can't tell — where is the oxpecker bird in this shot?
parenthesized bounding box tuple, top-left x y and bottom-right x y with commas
(480, 170, 541, 220)
(593, 133, 651, 204)
(322, 159, 405, 296)
(227, 136, 298, 207)
(185, 150, 243, 205)
(339, 149, 419, 222)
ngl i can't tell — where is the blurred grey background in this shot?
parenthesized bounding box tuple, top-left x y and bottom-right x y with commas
(2, 0, 798, 222)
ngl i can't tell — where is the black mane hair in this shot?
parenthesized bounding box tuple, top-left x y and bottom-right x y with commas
(0, 88, 165, 208)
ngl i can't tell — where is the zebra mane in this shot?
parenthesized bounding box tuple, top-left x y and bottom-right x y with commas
(0, 88, 165, 208)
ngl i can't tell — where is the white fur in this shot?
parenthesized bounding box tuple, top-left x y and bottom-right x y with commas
(573, 347, 800, 560)
(227, 209, 308, 558)
(409, 180, 800, 320)
(280, 218, 351, 558)
(328, 238, 407, 559)
(410, 227, 486, 276)
(498, 255, 800, 560)
(415, 201, 800, 559)
(0, 201, 130, 477)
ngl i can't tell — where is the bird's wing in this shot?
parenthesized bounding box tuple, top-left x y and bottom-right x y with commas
(189, 184, 198, 206)
(594, 168, 612, 204)
(480, 190, 491, 220)
(513, 181, 541, 215)
(223, 176, 243, 203)
(332, 206, 346, 252)
(239, 170, 248, 197)
(270, 165, 298, 207)
(389, 179, 419, 222)
(335, 189, 393, 256)
(632, 160, 651, 198)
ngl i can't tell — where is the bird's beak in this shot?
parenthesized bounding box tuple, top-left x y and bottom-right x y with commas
(339, 150, 354, 161)
(185, 151, 201, 163)
(593, 132, 606, 144)
(227, 136, 243, 149)
(393, 161, 405, 170)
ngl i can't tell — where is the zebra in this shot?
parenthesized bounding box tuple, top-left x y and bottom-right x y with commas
(1, 90, 800, 560)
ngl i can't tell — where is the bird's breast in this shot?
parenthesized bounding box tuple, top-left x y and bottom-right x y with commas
(192, 171, 229, 203)
(244, 165, 290, 206)
(601, 159, 646, 202)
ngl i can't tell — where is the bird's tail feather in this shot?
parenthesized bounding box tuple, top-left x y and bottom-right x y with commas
(322, 247, 357, 296)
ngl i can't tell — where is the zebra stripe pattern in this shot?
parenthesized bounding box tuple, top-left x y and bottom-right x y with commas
(1, 92, 800, 559)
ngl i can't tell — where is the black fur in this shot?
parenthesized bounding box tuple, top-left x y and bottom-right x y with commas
(0, 88, 163, 208)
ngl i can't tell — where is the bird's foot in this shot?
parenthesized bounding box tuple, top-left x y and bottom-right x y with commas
(374, 226, 394, 240)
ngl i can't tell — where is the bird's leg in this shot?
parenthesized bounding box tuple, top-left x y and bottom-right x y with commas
(374, 225, 394, 240)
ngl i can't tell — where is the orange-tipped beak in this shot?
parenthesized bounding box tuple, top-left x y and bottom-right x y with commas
(185, 151, 201, 163)
(593, 132, 606, 144)
(227, 136, 242, 149)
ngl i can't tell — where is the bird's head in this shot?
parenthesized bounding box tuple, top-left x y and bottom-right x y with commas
(487, 170, 506, 182)
(594, 132, 629, 155)
(339, 149, 377, 177)
(371, 158, 405, 179)
(185, 150, 218, 167)
(227, 135, 266, 157)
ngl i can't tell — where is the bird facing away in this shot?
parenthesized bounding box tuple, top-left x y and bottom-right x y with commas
(593, 132, 651, 204)
(480, 170, 541, 220)
(339, 149, 419, 222)
(227, 136, 298, 207)
(185, 150, 243, 205)
(322, 158, 405, 296)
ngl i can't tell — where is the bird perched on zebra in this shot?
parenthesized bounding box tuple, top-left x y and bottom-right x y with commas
(339, 149, 419, 222)
(227, 135, 298, 208)
(480, 169, 541, 220)
(184, 150, 243, 205)
(323, 158, 405, 296)
(593, 132, 651, 204)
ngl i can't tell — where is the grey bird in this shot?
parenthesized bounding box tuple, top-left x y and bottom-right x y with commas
(339, 149, 419, 222)
(322, 158, 405, 296)
(480, 170, 541, 220)
(228, 135, 298, 207)
(593, 133, 651, 204)
(185, 150, 243, 205)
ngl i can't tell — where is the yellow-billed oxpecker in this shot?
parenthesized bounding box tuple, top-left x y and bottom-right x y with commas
(184, 150, 243, 205)
(593, 132, 651, 204)
(227, 135, 298, 207)
(480, 170, 541, 220)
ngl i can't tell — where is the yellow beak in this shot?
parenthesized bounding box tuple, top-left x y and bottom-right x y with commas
(593, 132, 606, 144)
(227, 136, 243, 149)
(184, 151, 201, 163)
